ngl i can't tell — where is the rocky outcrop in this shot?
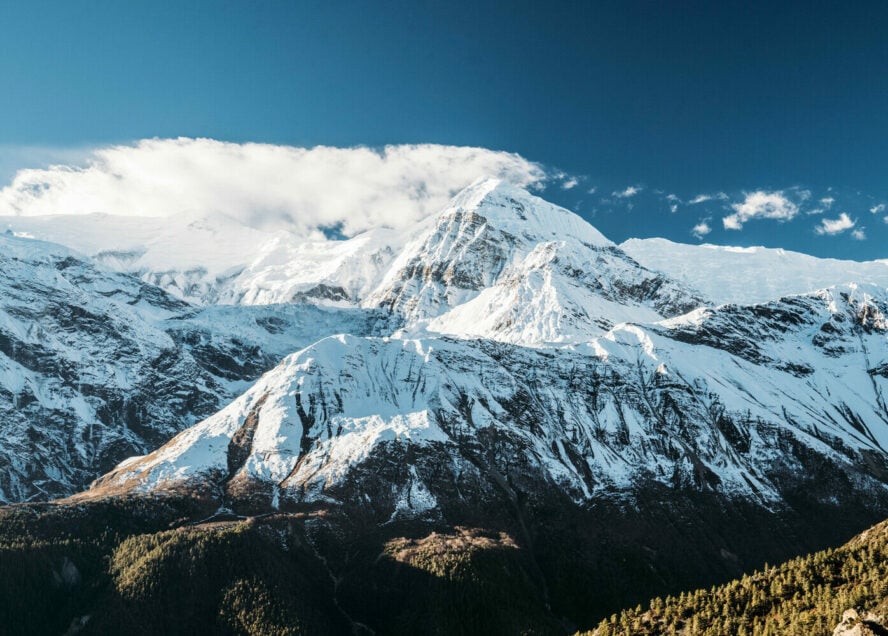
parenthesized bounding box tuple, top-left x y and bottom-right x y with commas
(834, 609, 888, 636)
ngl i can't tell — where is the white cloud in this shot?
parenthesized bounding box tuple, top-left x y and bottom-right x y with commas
(851, 228, 866, 241)
(870, 203, 886, 214)
(613, 185, 641, 198)
(691, 221, 711, 238)
(561, 177, 579, 190)
(669, 203, 678, 214)
(689, 192, 727, 205)
(0, 138, 548, 237)
(723, 191, 799, 230)
(820, 196, 834, 208)
(815, 212, 855, 235)
(587, 186, 597, 195)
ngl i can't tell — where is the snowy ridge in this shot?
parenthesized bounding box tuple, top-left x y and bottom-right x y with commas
(622, 237, 888, 306)
(1, 212, 405, 307)
(220, 227, 400, 306)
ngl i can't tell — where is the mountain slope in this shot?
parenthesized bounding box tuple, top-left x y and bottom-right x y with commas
(0, 233, 382, 502)
(93, 281, 888, 510)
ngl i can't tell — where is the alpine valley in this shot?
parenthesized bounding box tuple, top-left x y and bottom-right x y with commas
(2, 179, 888, 635)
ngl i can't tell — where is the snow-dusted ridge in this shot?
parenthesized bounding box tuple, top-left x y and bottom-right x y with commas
(1, 211, 407, 307)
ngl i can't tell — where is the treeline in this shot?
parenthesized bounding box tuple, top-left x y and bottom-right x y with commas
(0, 498, 341, 635)
(584, 520, 888, 636)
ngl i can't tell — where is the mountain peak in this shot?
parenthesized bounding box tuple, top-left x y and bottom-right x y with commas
(442, 178, 613, 248)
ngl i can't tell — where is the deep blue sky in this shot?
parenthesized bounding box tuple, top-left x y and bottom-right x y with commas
(1, 1, 886, 258)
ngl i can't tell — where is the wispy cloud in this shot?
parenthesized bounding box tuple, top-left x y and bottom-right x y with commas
(723, 191, 799, 230)
(820, 196, 835, 208)
(815, 212, 856, 235)
(561, 177, 579, 190)
(689, 192, 727, 205)
(851, 228, 866, 240)
(613, 185, 641, 198)
(870, 203, 886, 214)
(0, 139, 548, 237)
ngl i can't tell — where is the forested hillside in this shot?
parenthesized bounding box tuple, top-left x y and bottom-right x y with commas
(587, 519, 888, 636)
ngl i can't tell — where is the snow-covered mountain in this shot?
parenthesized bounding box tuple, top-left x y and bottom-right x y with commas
(369, 179, 704, 343)
(5, 178, 888, 537)
(92, 283, 888, 515)
(74, 181, 888, 537)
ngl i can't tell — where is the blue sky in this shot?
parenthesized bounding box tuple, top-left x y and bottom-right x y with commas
(1, 1, 886, 258)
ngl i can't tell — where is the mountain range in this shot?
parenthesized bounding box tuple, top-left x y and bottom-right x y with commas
(1, 178, 887, 633)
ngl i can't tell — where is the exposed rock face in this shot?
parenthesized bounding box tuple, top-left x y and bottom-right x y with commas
(834, 608, 888, 636)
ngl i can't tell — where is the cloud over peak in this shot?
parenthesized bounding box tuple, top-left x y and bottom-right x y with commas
(0, 138, 548, 238)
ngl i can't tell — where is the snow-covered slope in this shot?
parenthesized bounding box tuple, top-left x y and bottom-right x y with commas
(621, 237, 888, 305)
(219, 227, 400, 306)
